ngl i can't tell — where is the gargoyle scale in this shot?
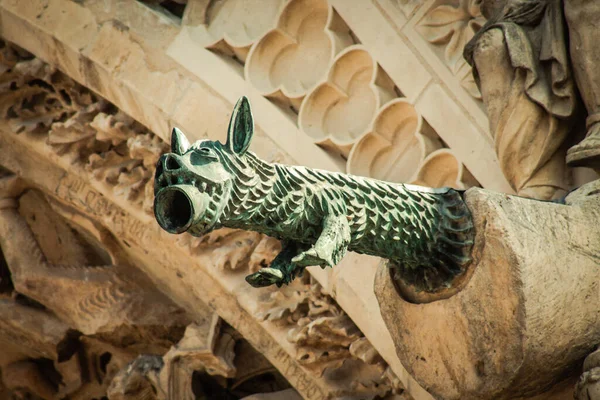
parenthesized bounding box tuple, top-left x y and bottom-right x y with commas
(154, 97, 474, 293)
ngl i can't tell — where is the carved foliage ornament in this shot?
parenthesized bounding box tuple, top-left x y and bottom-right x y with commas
(0, 42, 168, 213)
(417, 0, 485, 98)
(0, 42, 405, 398)
(154, 97, 475, 294)
(256, 278, 405, 396)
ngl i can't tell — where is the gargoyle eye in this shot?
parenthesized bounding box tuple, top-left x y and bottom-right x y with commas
(190, 147, 218, 164)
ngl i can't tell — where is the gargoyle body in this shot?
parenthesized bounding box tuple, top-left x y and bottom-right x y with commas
(154, 97, 474, 291)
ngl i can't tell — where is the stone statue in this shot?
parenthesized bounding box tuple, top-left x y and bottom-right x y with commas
(464, 0, 580, 200)
(564, 1, 600, 169)
(154, 97, 474, 294)
(466, 0, 600, 199)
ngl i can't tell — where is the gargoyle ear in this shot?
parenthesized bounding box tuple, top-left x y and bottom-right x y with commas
(226, 96, 254, 155)
(171, 127, 190, 155)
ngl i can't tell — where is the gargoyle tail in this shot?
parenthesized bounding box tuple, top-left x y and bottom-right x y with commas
(391, 187, 474, 297)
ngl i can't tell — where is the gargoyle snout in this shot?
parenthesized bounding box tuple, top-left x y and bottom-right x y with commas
(154, 154, 184, 181)
(163, 153, 183, 172)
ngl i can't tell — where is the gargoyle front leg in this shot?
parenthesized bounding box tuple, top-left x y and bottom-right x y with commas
(245, 241, 311, 288)
(292, 213, 351, 269)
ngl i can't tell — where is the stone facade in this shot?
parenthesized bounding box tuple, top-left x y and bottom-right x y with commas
(0, 1, 597, 399)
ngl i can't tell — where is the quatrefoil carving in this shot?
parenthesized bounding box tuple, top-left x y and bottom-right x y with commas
(186, 0, 287, 61)
(245, 0, 354, 107)
(298, 46, 397, 155)
(347, 99, 440, 182)
(411, 149, 478, 189)
(346, 98, 476, 189)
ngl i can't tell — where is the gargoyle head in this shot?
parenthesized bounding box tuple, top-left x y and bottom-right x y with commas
(154, 96, 256, 236)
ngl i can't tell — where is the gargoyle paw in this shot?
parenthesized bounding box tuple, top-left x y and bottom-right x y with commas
(291, 248, 333, 268)
(245, 268, 284, 288)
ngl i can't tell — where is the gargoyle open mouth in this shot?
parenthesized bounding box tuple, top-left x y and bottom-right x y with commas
(154, 184, 208, 234)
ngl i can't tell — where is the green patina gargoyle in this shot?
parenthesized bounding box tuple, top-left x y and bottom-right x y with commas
(154, 97, 474, 292)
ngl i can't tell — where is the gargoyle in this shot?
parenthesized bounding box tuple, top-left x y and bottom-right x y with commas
(154, 97, 474, 292)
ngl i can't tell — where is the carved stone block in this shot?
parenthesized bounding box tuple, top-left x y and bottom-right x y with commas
(375, 186, 600, 399)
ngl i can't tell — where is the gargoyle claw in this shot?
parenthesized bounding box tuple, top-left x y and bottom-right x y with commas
(245, 267, 284, 288)
(291, 248, 332, 268)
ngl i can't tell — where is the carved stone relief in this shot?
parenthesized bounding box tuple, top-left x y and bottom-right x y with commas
(256, 278, 407, 398)
(245, 0, 354, 110)
(416, 0, 485, 99)
(0, 176, 187, 398)
(107, 314, 241, 400)
(183, 0, 286, 62)
(329, 0, 512, 194)
(0, 41, 168, 213)
(298, 46, 397, 155)
(0, 169, 297, 399)
(0, 186, 188, 337)
(346, 98, 477, 188)
(4, 0, 598, 399)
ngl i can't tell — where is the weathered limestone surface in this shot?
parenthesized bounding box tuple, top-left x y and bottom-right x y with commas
(565, 1, 600, 169)
(0, 189, 190, 337)
(0, 0, 598, 399)
(465, 0, 579, 200)
(0, 125, 395, 399)
(0, 0, 341, 172)
(376, 186, 600, 399)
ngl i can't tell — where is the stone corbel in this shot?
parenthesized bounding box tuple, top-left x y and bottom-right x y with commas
(375, 183, 600, 399)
